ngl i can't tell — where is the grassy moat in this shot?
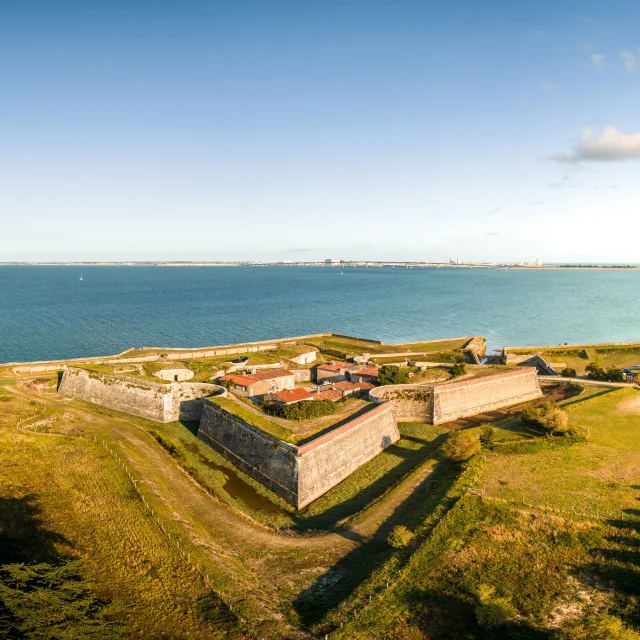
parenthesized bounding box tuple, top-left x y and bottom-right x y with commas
(1, 339, 639, 639)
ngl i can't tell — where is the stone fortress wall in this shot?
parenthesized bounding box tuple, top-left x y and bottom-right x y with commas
(53, 335, 538, 510)
(431, 368, 541, 423)
(369, 368, 542, 424)
(58, 368, 225, 422)
(197, 401, 399, 509)
(295, 403, 398, 507)
(367, 384, 433, 421)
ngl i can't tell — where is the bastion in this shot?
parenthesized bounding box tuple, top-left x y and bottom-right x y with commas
(197, 400, 399, 509)
(58, 367, 225, 422)
(369, 368, 542, 423)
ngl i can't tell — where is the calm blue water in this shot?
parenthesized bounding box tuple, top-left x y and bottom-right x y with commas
(1, 265, 639, 363)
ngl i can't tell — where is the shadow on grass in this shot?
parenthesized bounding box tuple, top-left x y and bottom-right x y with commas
(293, 456, 459, 629)
(398, 588, 557, 639)
(293, 432, 449, 532)
(176, 417, 449, 532)
(575, 495, 640, 628)
(0, 493, 70, 565)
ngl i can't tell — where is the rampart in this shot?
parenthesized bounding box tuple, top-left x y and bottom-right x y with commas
(431, 368, 541, 423)
(197, 401, 399, 509)
(58, 368, 225, 422)
(368, 384, 433, 421)
(369, 368, 541, 424)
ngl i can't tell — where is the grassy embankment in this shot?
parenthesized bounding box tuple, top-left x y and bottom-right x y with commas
(96, 397, 450, 531)
(303, 335, 470, 357)
(0, 381, 239, 639)
(509, 344, 640, 376)
(0, 372, 462, 637)
(331, 386, 640, 639)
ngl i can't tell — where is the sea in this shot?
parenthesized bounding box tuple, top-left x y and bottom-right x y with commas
(1, 265, 639, 364)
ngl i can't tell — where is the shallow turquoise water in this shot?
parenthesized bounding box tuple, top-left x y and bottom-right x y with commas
(1, 265, 638, 363)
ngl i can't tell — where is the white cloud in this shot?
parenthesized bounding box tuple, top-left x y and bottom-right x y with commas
(552, 126, 640, 162)
(540, 81, 555, 92)
(590, 53, 605, 68)
(620, 49, 637, 71)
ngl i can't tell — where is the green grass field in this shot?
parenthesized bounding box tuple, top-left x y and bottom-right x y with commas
(509, 344, 640, 376)
(304, 335, 470, 357)
(0, 386, 238, 639)
(332, 387, 640, 639)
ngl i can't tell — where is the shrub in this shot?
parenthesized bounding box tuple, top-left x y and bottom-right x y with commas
(560, 613, 640, 640)
(474, 584, 518, 629)
(281, 400, 336, 421)
(578, 349, 589, 359)
(444, 430, 480, 463)
(521, 403, 571, 436)
(561, 367, 576, 377)
(387, 525, 414, 549)
(377, 365, 408, 386)
(450, 363, 466, 378)
(521, 405, 542, 427)
(539, 407, 570, 434)
(479, 423, 496, 445)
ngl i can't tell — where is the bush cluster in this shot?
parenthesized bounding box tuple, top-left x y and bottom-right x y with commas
(479, 423, 496, 445)
(377, 365, 408, 385)
(521, 402, 572, 436)
(561, 367, 576, 377)
(450, 363, 466, 378)
(387, 525, 414, 549)
(585, 362, 624, 382)
(281, 400, 337, 421)
(444, 430, 481, 463)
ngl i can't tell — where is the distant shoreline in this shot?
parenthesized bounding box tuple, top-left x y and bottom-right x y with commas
(1, 262, 639, 270)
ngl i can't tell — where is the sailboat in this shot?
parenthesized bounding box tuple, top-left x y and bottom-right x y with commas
(79, 272, 83, 281)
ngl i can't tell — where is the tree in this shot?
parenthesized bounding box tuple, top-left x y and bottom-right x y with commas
(479, 423, 496, 445)
(450, 363, 466, 378)
(444, 430, 480, 463)
(377, 365, 408, 386)
(561, 367, 576, 377)
(586, 362, 605, 380)
(606, 366, 624, 382)
(387, 525, 414, 549)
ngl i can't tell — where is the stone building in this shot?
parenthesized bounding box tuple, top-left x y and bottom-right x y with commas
(153, 363, 195, 382)
(349, 366, 379, 384)
(315, 361, 352, 383)
(220, 368, 295, 399)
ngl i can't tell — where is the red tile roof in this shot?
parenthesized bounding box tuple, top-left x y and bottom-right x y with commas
(220, 374, 257, 388)
(333, 380, 376, 392)
(313, 390, 342, 401)
(246, 368, 294, 381)
(274, 388, 313, 403)
(317, 361, 350, 371)
(354, 366, 379, 377)
(333, 381, 360, 391)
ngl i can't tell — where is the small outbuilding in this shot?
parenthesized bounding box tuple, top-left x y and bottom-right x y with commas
(153, 364, 195, 382)
(289, 350, 318, 365)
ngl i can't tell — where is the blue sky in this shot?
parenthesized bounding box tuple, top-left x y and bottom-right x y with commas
(1, 0, 639, 262)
